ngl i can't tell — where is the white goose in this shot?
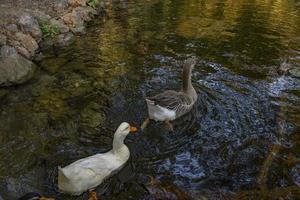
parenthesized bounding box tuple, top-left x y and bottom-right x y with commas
(58, 122, 137, 198)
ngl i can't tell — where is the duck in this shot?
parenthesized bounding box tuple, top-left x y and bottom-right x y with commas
(141, 58, 198, 131)
(18, 192, 54, 200)
(58, 122, 137, 197)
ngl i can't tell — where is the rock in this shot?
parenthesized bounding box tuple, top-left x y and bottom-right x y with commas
(85, 6, 98, 16)
(0, 34, 6, 46)
(9, 40, 20, 47)
(50, 18, 69, 33)
(68, 0, 87, 7)
(71, 26, 86, 34)
(53, 0, 69, 13)
(0, 46, 37, 86)
(74, 7, 92, 22)
(15, 33, 39, 56)
(289, 68, 300, 78)
(62, 10, 83, 27)
(35, 13, 51, 23)
(16, 46, 31, 59)
(1, 46, 17, 57)
(39, 38, 55, 50)
(40, 57, 67, 74)
(18, 13, 42, 39)
(5, 24, 18, 33)
(55, 32, 74, 46)
(33, 53, 46, 62)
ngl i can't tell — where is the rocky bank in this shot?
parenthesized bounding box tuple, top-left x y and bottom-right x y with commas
(0, 0, 107, 87)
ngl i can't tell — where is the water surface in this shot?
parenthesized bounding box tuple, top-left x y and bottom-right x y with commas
(1, 0, 300, 199)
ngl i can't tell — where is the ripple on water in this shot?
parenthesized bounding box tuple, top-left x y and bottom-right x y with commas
(122, 61, 283, 194)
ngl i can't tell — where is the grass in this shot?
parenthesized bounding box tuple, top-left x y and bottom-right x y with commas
(40, 23, 59, 38)
(88, 0, 99, 8)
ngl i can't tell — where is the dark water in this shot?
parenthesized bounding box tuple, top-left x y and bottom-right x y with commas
(1, 0, 300, 199)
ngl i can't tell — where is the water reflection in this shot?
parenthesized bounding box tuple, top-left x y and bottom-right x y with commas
(0, 0, 300, 199)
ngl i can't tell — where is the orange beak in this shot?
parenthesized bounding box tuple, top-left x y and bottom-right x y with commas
(130, 126, 138, 133)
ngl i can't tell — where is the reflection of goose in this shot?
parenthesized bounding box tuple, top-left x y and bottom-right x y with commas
(58, 123, 137, 197)
(18, 192, 54, 200)
(142, 58, 198, 131)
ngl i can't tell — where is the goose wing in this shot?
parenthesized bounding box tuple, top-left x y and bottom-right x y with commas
(147, 90, 193, 114)
(62, 154, 116, 178)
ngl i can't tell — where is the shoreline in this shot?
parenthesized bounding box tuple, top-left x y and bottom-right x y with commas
(0, 0, 108, 87)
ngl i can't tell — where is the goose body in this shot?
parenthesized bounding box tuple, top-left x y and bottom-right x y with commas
(145, 58, 198, 123)
(58, 123, 137, 196)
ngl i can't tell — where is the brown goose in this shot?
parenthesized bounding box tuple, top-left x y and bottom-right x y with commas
(142, 58, 198, 131)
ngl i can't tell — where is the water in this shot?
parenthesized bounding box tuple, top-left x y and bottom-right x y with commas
(1, 0, 300, 199)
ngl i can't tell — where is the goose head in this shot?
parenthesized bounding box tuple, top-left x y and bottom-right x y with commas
(183, 57, 197, 71)
(113, 122, 137, 150)
(115, 122, 137, 137)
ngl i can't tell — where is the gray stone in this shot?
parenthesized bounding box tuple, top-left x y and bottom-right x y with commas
(50, 18, 69, 33)
(54, 0, 69, 13)
(15, 32, 39, 56)
(35, 13, 51, 23)
(39, 38, 54, 50)
(74, 7, 92, 22)
(18, 13, 42, 39)
(62, 10, 84, 27)
(71, 25, 86, 34)
(16, 46, 31, 59)
(55, 32, 74, 46)
(289, 68, 300, 78)
(0, 34, 6, 46)
(68, 0, 87, 7)
(1, 46, 18, 58)
(33, 53, 46, 62)
(0, 46, 37, 86)
(10, 40, 20, 47)
(5, 24, 18, 33)
(85, 6, 98, 16)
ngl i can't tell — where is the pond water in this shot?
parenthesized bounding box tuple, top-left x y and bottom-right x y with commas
(1, 0, 300, 199)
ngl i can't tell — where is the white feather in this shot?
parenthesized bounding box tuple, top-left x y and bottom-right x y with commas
(58, 123, 131, 195)
(146, 99, 176, 121)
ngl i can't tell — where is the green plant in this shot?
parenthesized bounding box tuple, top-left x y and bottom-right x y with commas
(40, 24, 59, 38)
(88, 0, 98, 9)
